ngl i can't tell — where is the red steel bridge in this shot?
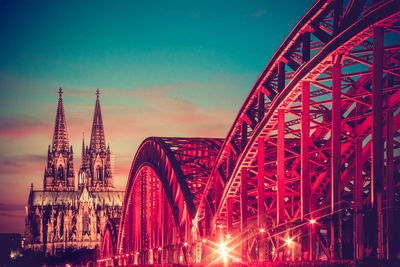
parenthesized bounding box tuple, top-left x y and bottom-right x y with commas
(99, 0, 400, 265)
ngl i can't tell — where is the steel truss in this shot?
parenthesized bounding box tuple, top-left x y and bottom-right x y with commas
(99, 0, 400, 265)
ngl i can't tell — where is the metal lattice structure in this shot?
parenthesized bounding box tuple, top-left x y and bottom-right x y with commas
(99, 0, 400, 265)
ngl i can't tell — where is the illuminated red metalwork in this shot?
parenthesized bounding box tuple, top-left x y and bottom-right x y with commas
(99, 218, 119, 266)
(99, 0, 400, 265)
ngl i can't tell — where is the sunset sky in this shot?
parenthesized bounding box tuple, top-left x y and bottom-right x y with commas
(0, 0, 315, 233)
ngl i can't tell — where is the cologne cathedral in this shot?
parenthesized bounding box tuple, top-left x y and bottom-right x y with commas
(24, 88, 124, 254)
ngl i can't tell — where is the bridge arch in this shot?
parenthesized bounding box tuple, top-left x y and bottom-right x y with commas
(117, 137, 222, 264)
(99, 218, 119, 265)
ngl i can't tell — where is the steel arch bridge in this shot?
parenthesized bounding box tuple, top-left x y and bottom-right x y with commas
(99, 0, 400, 265)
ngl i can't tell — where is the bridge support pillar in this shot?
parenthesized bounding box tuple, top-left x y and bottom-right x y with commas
(330, 53, 342, 260)
(241, 167, 248, 262)
(301, 81, 311, 260)
(277, 108, 285, 259)
(386, 109, 394, 259)
(372, 26, 384, 260)
(227, 197, 233, 234)
(354, 103, 364, 261)
(258, 137, 266, 261)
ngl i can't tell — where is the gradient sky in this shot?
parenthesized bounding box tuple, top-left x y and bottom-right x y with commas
(0, 0, 315, 233)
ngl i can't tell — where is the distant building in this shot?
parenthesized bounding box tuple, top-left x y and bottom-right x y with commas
(24, 89, 124, 254)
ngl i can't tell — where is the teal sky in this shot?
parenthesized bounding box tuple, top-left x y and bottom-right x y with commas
(0, 0, 315, 233)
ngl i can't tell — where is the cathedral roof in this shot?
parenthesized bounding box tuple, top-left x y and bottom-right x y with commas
(90, 89, 106, 153)
(29, 189, 124, 207)
(52, 88, 69, 151)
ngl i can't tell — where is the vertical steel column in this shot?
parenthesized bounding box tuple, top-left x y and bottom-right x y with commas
(140, 169, 145, 263)
(151, 171, 156, 258)
(258, 137, 265, 260)
(277, 108, 285, 260)
(157, 181, 162, 263)
(132, 190, 136, 259)
(258, 91, 265, 122)
(278, 62, 285, 93)
(241, 121, 248, 151)
(385, 110, 394, 259)
(277, 59, 286, 248)
(241, 168, 248, 262)
(163, 189, 169, 263)
(205, 202, 211, 237)
(331, 54, 342, 259)
(302, 32, 310, 63)
(301, 81, 311, 257)
(372, 26, 384, 260)
(203, 202, 211, 263)
(277, 109, 285, 226)
(227, 197, 233, 234)
(130, 197, 135, 259)
(333, 0, 343, 36)
(354, 103, 364, 260)
(302, 31, 312, 260)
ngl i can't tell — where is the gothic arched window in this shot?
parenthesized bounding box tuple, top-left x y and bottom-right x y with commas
(83, 212, 89, 235)
(60, 213, 64, 238)
(31, 214, 41, 241)
(58, 165, 64, 179)
(96, 166, 102, 181)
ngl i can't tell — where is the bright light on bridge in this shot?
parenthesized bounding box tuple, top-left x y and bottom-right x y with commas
(217, 242, 229, 263)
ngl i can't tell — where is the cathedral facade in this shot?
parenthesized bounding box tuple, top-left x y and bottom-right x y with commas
(24, 89, 124, 255)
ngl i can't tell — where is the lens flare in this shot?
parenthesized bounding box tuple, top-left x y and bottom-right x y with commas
(285, 238, 293, 245)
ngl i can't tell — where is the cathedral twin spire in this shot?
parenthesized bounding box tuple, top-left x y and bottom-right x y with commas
(52, 88, 69, 152)
(44, 88, 113, 191)
(90, 89, 106, 153)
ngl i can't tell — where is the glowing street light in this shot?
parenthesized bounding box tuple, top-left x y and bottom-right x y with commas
(226, 234, 231, 238)
(202, 238, 207, 243)
(218, 242, 229, 262)
(259, 228, 265, 233)
(285, 238, 293, 246)
(183, 242, 188, 247)
(309, 219, 316, 225)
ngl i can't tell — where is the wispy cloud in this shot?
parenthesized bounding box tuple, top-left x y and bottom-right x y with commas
(0, 155, 46, 174)
(251, 9, 267, 18)
(0, 115, 51, 138)
(0, 203, 25, 212)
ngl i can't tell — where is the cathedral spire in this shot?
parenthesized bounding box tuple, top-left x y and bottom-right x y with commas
(81, 133, 87, 168)
(90, 89, 106, 153)
(52, 88, 69, 151)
